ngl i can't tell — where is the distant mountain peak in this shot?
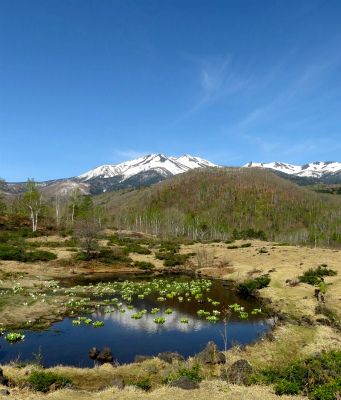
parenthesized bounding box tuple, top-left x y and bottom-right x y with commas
(243, 160, 341, 181)
(74, 154, 217, 192)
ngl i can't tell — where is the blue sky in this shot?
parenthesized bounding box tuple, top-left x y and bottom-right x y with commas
(1, 0, 340, 182)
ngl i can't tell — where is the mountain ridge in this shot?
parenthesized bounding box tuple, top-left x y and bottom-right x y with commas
(243, 160, 341, 185)
(3, 155, 341, 195)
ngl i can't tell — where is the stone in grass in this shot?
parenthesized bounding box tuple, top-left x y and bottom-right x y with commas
(158, 351, 184, 364)
(169, 376, 200, 390)
(0, 368, 8, 387)
(134, 355, 153, 363)
(64, 382, 79, 390)
(225, 359, 253, 384)
(0, 389, 10, 396)
(196, 341, 225, 364)
(110, 379, 125, 390)
(97, 347, 114, 364)
(89, 347, 100, 360)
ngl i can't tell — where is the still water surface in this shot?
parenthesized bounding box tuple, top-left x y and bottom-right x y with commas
(0, 276, 271, 367)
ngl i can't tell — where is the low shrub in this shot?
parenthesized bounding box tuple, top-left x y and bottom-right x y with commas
(133, 261, 155, 270)
(123, 243, 151, 255)
(232, 228, 267, 241)
(25, 250, 57, 262)
(299, 267, 337, 286)
(74, 248, 132, 265)
(236, 276, 271, 295)
(274, 379, 302, 395)
(0, 244, 57, 262)
(158, 241, 181, 253)
(28, 371, 72, 393)
(155, 251, 192, 266)
(127, 377, 151, 391)
(249, 350, 341, 399)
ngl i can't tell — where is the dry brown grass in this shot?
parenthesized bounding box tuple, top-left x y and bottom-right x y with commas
(0, 362, 304, 400)
(0, 384, 305, 400)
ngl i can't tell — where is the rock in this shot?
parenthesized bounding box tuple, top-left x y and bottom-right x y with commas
(196, 341, 225, 364)
(0, 389, 9, 396)
(158, 351, 184, 364)
(97, 347, 114, 364)
(89, 347, 100, 360)
(169, 376, 200, 390)
(303, 296, 308, 299)
(48, 383, 57, 393)
(134, 355, 153, 363)
(0, 368, 8, 386)
(264, 332, 276, 342)
(98, 385, 108, 391)
(315, 318, 331, 326)
(250, 289, 260, 297)
(300, 315, 313, 326)
(19, 382, 35, 389)
(110, 379, 125, 390)
(285, 279, 291, 283)
(225, 359, 253, 384)
(64, 383, 78, 390)
(277, 311, 290, 321)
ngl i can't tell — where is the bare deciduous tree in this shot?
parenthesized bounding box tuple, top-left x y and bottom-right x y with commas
(73, 219, 100, 260)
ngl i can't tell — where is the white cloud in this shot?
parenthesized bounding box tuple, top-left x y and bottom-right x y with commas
(114, 149, 148, 161)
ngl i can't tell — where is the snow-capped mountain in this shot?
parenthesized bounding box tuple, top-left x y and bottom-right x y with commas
(243, 161, 341, 183)
(76, 154, 216, 183)
(4, 154, 217, 195)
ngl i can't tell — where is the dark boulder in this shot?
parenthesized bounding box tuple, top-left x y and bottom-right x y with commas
(300, 315, 313, 326)
(225, 359, 252, 384)
(196, 341, 225, 364)
(158, 351, 184, 364)
(315, 317, 331, 326)
(169, 376, 199, 390)
(97, 347, 114, 364)
(0, 368, 8, 387)
(89, 347, 100, 361)
(134, 355, 153, 363)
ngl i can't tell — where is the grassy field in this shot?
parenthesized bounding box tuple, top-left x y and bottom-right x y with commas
(1, 230, 340, 398)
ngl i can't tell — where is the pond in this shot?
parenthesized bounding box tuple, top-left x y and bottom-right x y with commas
(0, 276, 272, 368)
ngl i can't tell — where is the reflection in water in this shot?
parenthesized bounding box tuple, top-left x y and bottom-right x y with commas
(0, 277, 271, 367)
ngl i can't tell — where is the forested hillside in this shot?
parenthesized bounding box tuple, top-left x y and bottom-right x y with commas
(95, 167, 341, 247)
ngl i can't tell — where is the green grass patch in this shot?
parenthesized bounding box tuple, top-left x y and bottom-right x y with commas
(28, 371, 72, 393)
(249, 350, 341, 399)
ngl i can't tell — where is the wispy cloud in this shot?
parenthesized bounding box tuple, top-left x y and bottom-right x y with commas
(114, 149, 148, 161)
(175, 56, 246, 122)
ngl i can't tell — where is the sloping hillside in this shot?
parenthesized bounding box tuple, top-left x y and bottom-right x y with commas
(95, 167, 341, 247)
